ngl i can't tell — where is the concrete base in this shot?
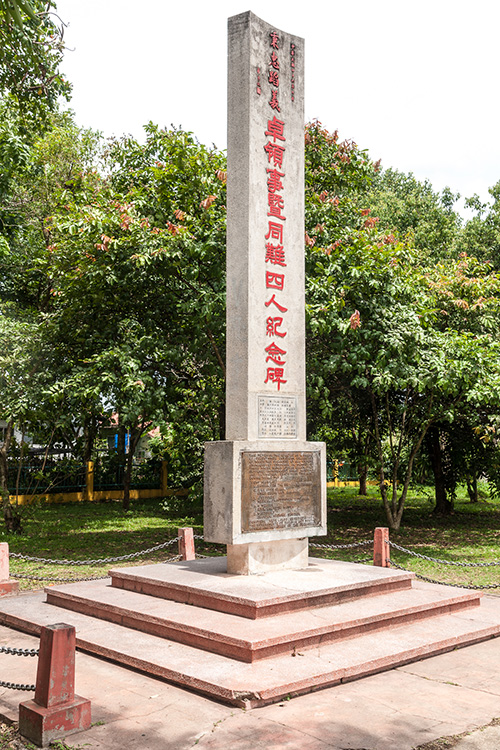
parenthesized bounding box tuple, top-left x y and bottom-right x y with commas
(1, 559, 500, 709)
(109, 557, 414, 618)
(226, 538, 308, 574)
(0, 580, 19, 597)
(19, 695, 91, 747)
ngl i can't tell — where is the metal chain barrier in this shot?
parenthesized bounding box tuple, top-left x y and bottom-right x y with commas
(387, 540, 500, 568)
(10, 571, 110, 582)
(0, 679, 35, 691)
(388, 559, 500, 590)
(0, 646, 37, 692)
(310, 540, 372, 550)
(9, 537, 180, 566)
(10, 554, 184, 583)
(0, 646, 38, 656)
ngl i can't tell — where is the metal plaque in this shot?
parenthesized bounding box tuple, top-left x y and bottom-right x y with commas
(241, 451, 321, 532)
(257, 396, 298, 439)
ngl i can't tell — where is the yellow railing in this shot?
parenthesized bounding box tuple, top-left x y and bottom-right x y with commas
(8, 461, 188, 505)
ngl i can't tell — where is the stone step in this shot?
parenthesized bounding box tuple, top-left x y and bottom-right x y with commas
(45, 578, 482, 663)
(0, 588, 499, 708)
(109, 557, 415, 619)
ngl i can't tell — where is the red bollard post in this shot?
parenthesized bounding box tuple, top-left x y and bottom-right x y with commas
(0, 543, 19, 597)
(373, 527, 390, 567)
(19, 623, 91, 747)
(178, 527, 196, 561)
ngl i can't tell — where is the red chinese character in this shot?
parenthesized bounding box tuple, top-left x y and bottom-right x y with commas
(265, 221, 284, 243)
(267, 168, 285, 193)
(264, 367, 287, 390)
(265, 116, 285, 142)
(265, 294, 288, 313)
(256, 66, 261, 95)
(268, 69, 279, 87)
(265, 271, 285, 290)
(264, 142, 285, 168)
(266, 316, 287, 337)
(265, 243, 286, 266)
(265, 342, 286, 365)
(269, 90, 280, 112)
(270, 50, 280, 70)
(268, 192, 286, 219)
(270, 31, 279, 49)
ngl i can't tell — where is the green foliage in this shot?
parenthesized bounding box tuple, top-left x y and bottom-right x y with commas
(462, 180, 500, 266)
(3, 110, 500, 530)
(367, 168, 462, 260)
(306, 210, 500, 528)
(0, 0, 71, 124)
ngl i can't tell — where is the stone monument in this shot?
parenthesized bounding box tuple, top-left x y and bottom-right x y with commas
(204, 11, 327, 574)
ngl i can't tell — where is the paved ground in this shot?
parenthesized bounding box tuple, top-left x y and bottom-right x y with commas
(1, 614, 500, 749)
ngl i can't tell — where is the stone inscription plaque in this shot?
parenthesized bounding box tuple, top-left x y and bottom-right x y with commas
(258, 396, 297, 439)
(241, 451, 321, 532)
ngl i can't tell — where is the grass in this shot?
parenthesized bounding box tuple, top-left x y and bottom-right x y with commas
(1, 485, 500, 591)
(319, 484, 500, 590)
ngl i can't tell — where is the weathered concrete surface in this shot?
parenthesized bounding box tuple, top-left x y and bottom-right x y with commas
(204, 12, 327, 569)
(2, 620, 500, 749)
(225, 12, 306, 442)
(45, 578, 482, 662)
(226, 537, 309, 575)
(204, 441, 326, 548)
(109, 556, 414, 618)
(0, 582, 500, 708)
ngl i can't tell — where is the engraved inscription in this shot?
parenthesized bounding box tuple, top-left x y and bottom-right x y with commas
(241, 451, 321, 532)
(258, 395, 297, 438)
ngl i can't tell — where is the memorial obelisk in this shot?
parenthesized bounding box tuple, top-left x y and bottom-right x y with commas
(204, 11, 327, 574)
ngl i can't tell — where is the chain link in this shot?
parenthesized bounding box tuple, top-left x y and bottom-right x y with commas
(310, 540, 372, 550)
(10, 572, 109, 582)
(0, 646, 38, 656)
(388, 559, 500, 590)
(10, 554, 183, 583)
(0, 680, 35, 691)
(9, 537, 180, 566)
(388, 541, 500, 567)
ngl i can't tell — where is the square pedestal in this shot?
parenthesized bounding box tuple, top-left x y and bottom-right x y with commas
(19, 696, 91, 747)
(204, 440, 327, 547)
(227, 538, 308, 574)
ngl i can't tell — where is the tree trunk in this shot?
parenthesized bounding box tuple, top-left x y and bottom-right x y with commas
(466, 470, 478, 503)
(358, 463, 368, 496)
(218, 399, 226, 441)
(123, 445, 133, 512)
(429, 425, 453, 514)
(83, 416, 97, 464)
(0, 421, 21, 532)
(116, 423, 126, 485)
(122, 426, 141, 511)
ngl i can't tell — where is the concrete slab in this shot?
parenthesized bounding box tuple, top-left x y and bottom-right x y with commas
(46, 578, 481, 662)
(454, 725, 500, 750)
(2, 623, 500, 749)
(109, 556, 414, 618)
(0, 589, 500, 708)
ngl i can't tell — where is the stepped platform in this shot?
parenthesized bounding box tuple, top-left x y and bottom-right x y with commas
(108, 557, 415, 618)
(0, 557, 499, 708)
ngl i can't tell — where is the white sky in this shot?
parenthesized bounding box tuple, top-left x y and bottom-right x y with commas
(56, 0, 500, 217)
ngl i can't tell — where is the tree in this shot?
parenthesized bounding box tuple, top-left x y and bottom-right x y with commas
(419, 253, 500, 512)
(306, 225, 500, 529)
(42, 125, 228, 507)
(462, 181, 500, 268)
(367, 168, 462, 262)
(0, 0, 71, 125)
